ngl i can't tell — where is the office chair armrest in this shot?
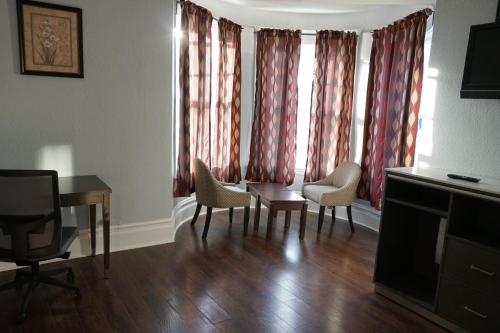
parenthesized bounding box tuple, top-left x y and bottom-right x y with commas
(0, 213, 54, 231)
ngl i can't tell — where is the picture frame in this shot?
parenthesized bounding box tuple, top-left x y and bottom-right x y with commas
(17, 0, 84, 78)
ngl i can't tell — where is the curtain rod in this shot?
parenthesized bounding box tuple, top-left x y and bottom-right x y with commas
(175, 0, 255, 30)
(369, 8, 435, 33)
(176, 1, 434, 35)
(252, 31, 357, 36)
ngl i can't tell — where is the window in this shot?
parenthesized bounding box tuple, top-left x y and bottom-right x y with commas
(210, 21, 220, 158)
(174, 6, 181, 167)
(174, 7, 432, 176)
(415, 26, 435, 166)
(352, 32, 372, 165)
(295, 35, 316, 171)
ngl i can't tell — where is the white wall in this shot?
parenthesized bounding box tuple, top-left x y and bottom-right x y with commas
(417, 0, 500, 178)
(0, 0, 175, 230)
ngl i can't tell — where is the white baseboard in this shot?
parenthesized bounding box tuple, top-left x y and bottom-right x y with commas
(0, 218, 175, 273)
(303, 200, 381, 232)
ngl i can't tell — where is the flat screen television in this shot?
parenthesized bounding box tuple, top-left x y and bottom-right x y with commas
(461, 23, 500, 99)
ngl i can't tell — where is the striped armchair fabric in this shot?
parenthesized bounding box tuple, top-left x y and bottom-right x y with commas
(302, 161, 361, 234)
(191, 159, 251, 239)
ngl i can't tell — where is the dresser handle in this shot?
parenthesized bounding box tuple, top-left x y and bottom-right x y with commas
(463, 306, 488, 319)
(470, 265, 496, 276)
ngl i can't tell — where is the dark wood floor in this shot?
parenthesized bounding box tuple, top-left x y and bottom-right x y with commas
(0, 209, 446, 333)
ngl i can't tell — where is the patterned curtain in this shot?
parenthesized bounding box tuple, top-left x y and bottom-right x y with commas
(245, 29, 301, 185)
(212, 18, 242, 183)
(174, 1, 212, 197)
(304, 31, 357, 182)
(358, 10, 428, 209)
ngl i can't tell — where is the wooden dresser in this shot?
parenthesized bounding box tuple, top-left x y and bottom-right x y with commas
(374, 167, 500, 333)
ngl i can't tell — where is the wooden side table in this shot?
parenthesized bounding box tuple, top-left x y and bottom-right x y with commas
(247, 183, 308, 240)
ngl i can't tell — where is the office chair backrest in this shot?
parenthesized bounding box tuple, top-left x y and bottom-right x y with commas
(0, 170, 62, 263)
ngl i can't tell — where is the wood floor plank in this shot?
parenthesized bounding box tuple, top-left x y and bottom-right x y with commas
(0, 210, 447, 332)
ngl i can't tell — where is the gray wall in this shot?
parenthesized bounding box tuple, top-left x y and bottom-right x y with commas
(417, 0, 500, 177)
(0, 0, 175, 226)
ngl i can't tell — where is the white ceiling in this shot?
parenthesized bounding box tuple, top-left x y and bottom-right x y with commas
(217, 0, 435, 14)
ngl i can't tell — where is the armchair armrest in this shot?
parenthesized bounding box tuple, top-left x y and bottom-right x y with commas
(212, 180, 251, 208)
(319, 181, 358, 206)
(302, 173, 335, 192)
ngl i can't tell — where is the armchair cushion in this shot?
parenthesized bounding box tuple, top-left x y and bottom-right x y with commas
(303, 185, 338, 204)
(302, 161, 362, 207)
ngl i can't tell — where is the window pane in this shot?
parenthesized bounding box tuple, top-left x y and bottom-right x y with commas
(295, 35, 316, 171)
(210, 22, 219, 160)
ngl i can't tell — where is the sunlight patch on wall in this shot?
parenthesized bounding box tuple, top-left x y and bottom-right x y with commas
(36, 144, 74, 176)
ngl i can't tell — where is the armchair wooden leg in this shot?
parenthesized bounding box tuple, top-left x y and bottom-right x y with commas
(191, 204, 202, 226)
(254, 195, 261, 232)
(243, 206, 250, 234)
(229, 208, 234, 224)
(266, 207, 275, 240)
(317, 206, 326, 233)
(202, 207, 213, 239)
(284, 210, 291, 229)
(331, 206, 336, 226)
(347, 205, 355, 233)
(299, 203, 308, 240)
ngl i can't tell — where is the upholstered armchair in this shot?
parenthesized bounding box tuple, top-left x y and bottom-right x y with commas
(190, 158, 251, 239)
(302, 161, 362, 233)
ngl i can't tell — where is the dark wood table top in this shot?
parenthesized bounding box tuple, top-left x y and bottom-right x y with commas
(59, 175, 112, 196)
(248, 183, 306, 204)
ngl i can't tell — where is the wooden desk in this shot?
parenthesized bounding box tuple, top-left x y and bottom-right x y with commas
(248, 183, 308, 240)
(59, 176, 112, 278)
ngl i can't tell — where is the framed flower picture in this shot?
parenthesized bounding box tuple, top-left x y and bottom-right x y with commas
(17, 0, 83, 78)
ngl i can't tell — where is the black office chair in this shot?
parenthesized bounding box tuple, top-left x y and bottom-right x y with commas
(0, 170, 80, 322)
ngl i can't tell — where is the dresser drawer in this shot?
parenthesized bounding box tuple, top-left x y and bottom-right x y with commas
(438, 277, 500, 332)
(442, 237, 500, 296)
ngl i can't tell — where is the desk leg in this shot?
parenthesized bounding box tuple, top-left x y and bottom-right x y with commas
(266, 206, 275, 240)
(254, 195, 261, 232)
(89, 204, 97, 257)
(102, 193, 110, 279)
(299, 203, 308, 240)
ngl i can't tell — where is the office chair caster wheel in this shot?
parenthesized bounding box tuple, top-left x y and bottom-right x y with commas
(17, 312, 27, 323)
(67, 270, 75, 284)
